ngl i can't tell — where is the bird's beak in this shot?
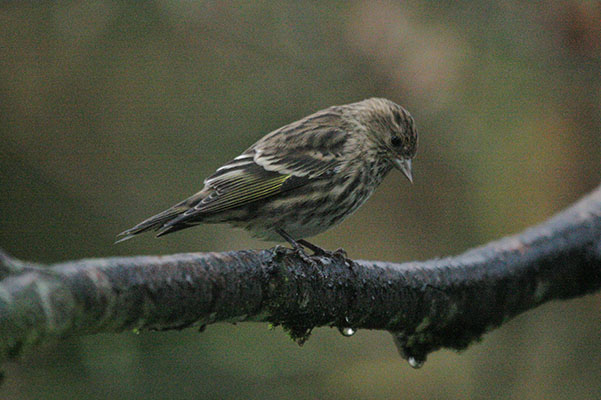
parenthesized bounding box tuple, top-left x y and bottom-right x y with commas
(393, 158, 413, 184)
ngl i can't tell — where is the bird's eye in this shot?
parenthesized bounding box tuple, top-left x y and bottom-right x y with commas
(391, 135, 402, 148)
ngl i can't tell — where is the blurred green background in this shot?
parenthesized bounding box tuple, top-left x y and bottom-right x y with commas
(1, 1, 601, 399)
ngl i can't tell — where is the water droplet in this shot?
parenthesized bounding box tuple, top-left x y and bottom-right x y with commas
(339, 327, 356, 337)
(408, 357, 424, 369)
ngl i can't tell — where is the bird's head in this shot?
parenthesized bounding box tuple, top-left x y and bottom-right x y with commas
(349, 98, 418, 183)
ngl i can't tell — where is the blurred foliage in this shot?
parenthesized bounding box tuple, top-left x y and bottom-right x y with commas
(1, 1, 601, 399)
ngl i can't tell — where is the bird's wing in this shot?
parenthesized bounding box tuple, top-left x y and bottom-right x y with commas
(251, 107, 349, 178)
(186, 110, 350, 215)
(191, 160, 304, 214)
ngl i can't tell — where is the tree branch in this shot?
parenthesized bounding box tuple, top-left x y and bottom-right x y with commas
(1, 185, 600, 367)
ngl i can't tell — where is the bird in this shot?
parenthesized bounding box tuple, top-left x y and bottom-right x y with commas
(116, 98, 418, 255)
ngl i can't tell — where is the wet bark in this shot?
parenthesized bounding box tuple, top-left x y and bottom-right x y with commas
(1, 185, 600, 367)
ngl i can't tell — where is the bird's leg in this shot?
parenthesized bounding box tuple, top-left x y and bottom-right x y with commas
(276, 229, 347, 261)
(275, 229, 318, 265)
(297, 239, 328, 256)
(300, 239, 348, 259)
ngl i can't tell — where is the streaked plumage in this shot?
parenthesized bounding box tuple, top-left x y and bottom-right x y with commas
(117, 98, 418, 246)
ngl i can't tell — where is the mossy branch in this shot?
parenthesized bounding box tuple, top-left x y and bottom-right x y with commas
(1, 185, 600, 367)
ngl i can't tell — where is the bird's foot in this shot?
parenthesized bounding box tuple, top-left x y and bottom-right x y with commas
(296, 239, 326, 255)
(276, 229, 349, 266)
(275, 230, 322, 268)
(298, 239, 348, 261)
(272, 245, 318, 274)
(293, 246, 319, 267)
(332, 247, 348, 259)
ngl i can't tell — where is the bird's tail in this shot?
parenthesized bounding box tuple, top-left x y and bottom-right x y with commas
(115, 193, 204, 243)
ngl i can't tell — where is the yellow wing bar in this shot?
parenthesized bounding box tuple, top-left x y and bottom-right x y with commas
(199, 174, 292, 213)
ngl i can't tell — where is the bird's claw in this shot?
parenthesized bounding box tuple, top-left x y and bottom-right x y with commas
(310, 247, 348, 262)
(332, 247, 348, 259)
(276, 229, 348, 268)
(294, 248, 319, 267)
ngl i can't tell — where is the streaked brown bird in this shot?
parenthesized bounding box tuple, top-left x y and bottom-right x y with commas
(117, 98, 418, 254)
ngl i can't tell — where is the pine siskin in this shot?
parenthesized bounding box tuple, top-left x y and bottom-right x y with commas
(117, 98, 418, 253)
